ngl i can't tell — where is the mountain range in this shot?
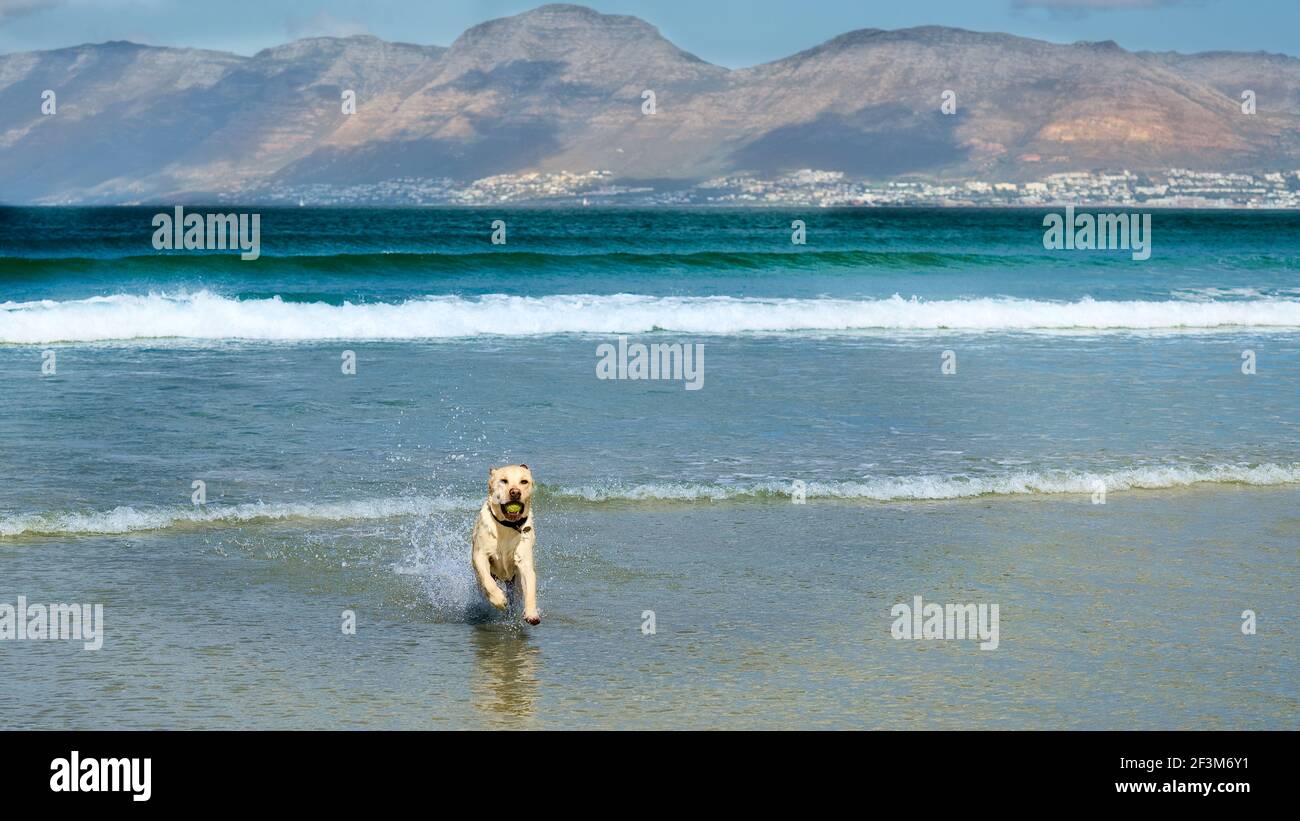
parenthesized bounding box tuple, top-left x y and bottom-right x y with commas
(2, 3, 1299, 204)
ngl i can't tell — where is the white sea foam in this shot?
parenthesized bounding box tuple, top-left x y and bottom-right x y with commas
(1171, 286, 1300, 302)
(555, 463, 1300, 502)
(0, 495, 477, 537)
(3, 291, 1300, 343)
(2, 464, 1295, 537)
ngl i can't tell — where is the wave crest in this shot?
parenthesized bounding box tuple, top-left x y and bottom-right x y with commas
(554, 463, 1300, 502)
(4, 291, 1300, 343)
(0, 495, 476, 538)
(2, 464, 1294, 538)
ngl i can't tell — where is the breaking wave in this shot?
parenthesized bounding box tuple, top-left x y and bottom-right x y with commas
(4, 291, 1300, 343)
(0, 495, 477, 538)
(3, 463, 1295, 537)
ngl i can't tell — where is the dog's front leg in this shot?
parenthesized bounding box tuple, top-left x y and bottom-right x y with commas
(516, 539, 541, 625)
(472, 551, 508, 610)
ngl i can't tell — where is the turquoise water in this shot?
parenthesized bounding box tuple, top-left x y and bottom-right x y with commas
(0, 207, 1296, 728)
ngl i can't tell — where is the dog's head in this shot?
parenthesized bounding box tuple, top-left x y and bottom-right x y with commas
(488, 464, 533, 522)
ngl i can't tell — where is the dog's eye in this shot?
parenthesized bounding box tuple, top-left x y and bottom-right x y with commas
(499, 479, 508, 484)
(520, 479, 529, 485)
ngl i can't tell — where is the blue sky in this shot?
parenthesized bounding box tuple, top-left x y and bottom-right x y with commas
(1, 0, 1296, 63)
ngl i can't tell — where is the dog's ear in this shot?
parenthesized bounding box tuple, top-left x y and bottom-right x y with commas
(518, 464, 528, 470)
(487, 467, 497, 492)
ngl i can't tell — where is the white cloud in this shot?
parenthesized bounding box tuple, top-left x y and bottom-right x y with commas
(0, 0, 62, 24)
(285, 10, 369, 40)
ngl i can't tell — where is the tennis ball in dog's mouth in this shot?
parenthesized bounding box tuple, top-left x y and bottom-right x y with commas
(504, 502, 523, 515)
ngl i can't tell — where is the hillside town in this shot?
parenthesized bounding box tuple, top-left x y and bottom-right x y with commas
(234, 167, 1300, 208)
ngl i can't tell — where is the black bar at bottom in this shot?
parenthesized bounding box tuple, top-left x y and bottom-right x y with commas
(2, 730, 1283, 807)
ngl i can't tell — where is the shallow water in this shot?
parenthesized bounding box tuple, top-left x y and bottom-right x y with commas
(3, 489, 1294, 729)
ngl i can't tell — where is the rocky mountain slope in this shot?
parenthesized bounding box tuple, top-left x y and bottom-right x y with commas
(1, 3, 1296, 203)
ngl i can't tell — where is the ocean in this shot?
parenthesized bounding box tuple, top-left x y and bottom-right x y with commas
(0, 206, 1296, 729)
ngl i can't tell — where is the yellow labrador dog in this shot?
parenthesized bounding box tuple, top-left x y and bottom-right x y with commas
(471, 464, 541, 625)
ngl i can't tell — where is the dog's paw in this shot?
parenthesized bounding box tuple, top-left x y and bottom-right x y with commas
(523, 612, 541, 626)
(488, 593, 509, 611)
